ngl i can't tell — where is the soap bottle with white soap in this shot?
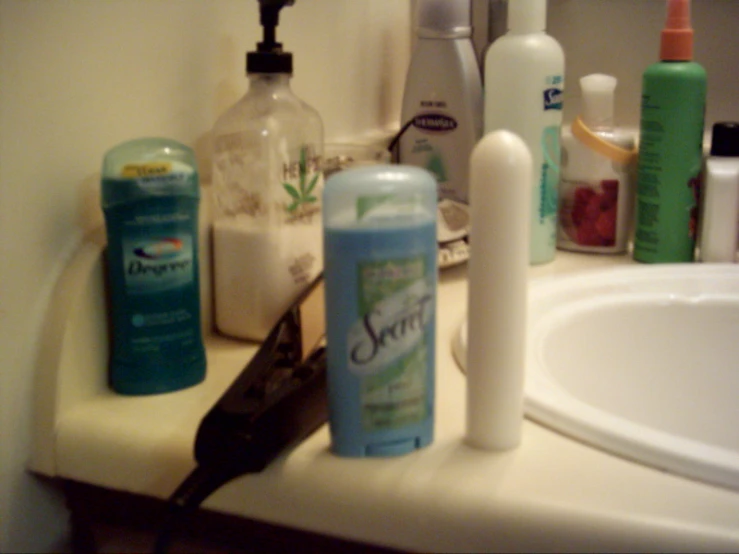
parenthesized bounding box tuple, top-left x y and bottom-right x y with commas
(557, 74, 637, 254)
(211, 0, 324, 342)
(483, 0, 564, 265)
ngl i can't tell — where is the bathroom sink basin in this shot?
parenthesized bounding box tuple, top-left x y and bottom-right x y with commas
(454, 264, 739, 491)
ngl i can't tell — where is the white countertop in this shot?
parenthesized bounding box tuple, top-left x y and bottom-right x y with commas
(30, 232, 739, 553)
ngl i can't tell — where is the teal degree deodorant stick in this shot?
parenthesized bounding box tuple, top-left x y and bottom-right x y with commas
(101, 138, 206, 395)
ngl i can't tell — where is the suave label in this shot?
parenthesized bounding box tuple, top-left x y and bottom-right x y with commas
(543, 75, 564, 111)
(348, 257, 434, 432)
(540, 75, 563, 228)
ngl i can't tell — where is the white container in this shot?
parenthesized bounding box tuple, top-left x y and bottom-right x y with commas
(483, 0, 564, 265)
(557, 74, 637, 254)
(699, 122, 739, 263)
(400, 0, 483, 244)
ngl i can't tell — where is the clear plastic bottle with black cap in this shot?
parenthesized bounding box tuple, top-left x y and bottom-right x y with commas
(211, 0, 324, 342)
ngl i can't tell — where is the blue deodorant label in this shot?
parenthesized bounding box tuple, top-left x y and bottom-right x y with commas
(323, 165, 437, 457)
(101, 139, 206, 395)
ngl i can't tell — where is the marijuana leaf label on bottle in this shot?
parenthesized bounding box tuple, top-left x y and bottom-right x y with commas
(283, 145, 322, 217)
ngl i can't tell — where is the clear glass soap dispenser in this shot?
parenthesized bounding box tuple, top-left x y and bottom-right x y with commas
(211, 0, 324, 342)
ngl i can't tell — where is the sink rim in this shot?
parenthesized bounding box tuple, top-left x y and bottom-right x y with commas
(453, 263, 739, 491)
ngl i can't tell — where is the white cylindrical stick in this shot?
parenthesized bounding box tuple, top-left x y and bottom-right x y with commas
(465, 130, 532, 451)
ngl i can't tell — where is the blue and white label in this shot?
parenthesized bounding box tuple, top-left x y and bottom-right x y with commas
(412, 113, 458, 134)
(543, 87, 563, 111)
(123, 235, 194, 294)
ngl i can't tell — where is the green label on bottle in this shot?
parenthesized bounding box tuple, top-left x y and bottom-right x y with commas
(281, 145, 323, 220)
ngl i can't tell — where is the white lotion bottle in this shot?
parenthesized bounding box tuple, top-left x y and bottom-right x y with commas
(465, 130, 532, 451)
(483, 0, 564, 264)
(400, 0, 483, 245)
(699, 122, 739, 263)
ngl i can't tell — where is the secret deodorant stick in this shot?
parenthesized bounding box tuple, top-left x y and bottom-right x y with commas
(323, 165, 437, 457)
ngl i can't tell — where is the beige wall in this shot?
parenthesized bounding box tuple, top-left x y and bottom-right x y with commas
(548, 0, 739, 129)
(0, 2, 410, 551)
(0, 1, 736, 552)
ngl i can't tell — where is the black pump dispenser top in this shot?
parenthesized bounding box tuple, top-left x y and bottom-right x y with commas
(247, 0, 295, 74)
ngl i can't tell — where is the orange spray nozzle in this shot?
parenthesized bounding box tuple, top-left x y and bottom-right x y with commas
(660, 0, 694, 61)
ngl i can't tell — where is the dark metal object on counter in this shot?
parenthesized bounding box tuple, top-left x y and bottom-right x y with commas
(155, 276, 328, 554)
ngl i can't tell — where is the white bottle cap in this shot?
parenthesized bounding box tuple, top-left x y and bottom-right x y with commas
(508, 0, 547, 33)
(580, 73, 617, 129)
(417, 0, 472, 38)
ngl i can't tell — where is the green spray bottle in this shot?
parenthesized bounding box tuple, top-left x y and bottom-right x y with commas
(633, 0, 706, 263)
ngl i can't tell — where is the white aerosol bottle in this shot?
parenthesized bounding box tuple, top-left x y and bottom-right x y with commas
(483, 0, 565, 264)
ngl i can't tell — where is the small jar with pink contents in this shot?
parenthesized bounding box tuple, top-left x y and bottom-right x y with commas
(557, 74, 637, 254)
